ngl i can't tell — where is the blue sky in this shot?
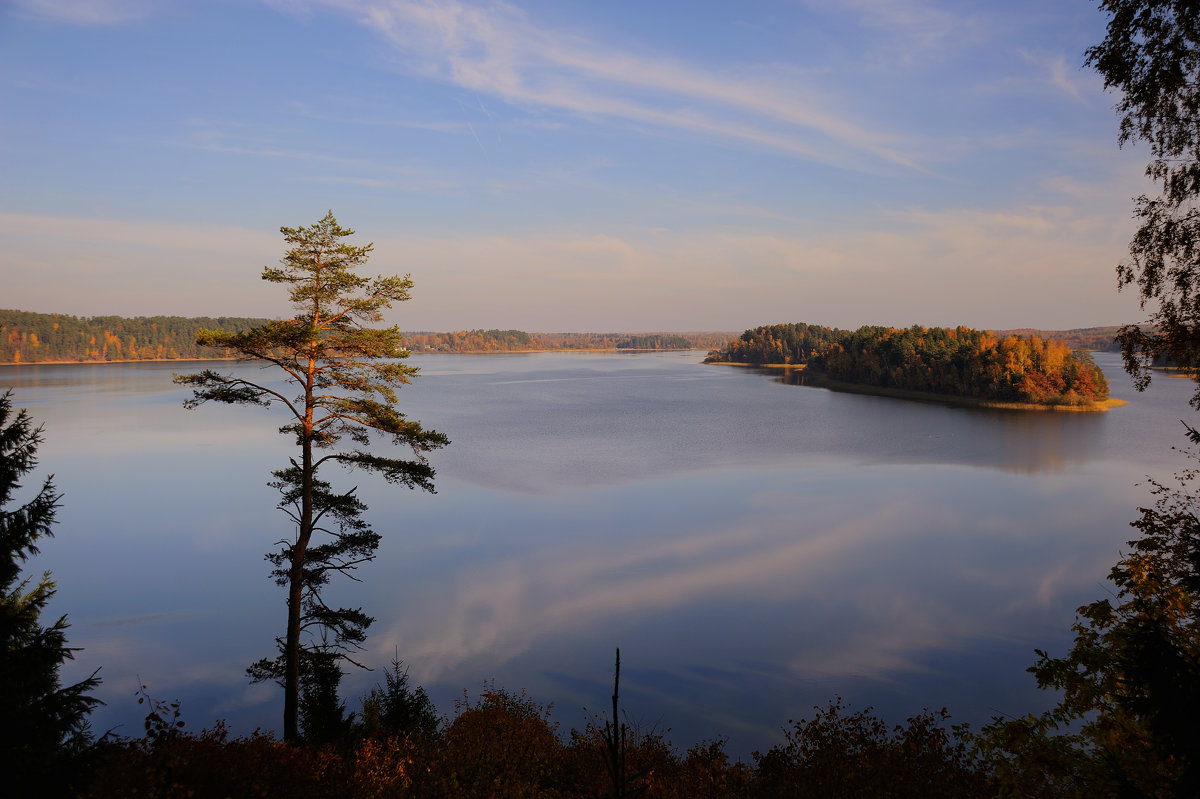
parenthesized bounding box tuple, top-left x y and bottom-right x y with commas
(1, 0, 1151, 332)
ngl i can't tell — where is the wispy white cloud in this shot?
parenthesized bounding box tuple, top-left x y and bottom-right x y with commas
(167, 122, 463, 191)
(0, 212, 276, 252)
(816, 0, 972, 64)
(0, 213, 285, 316)
(211, 683, 276, 716)
(0, 168, 1143, 330)
(3, 74, 92, 94)
(1018, 50, 1089, 103)
(1048, 53, 1086, 102)
(284, 101, 470, 134)
(300, 175, 396, 188)
(293, 0, 922, 172)
(651, 195, 796, 224)
(1043, 173, 1108, 200)
(981, 50, 1095, 105)
(370, 184, 1141, 331)
(10, 0, 158, 25)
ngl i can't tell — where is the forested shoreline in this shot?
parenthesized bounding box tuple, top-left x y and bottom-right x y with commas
(403, 330, 721, 352)
(0, 310, 725, 363)
(0, 309, 1124, 366)
(0, 310, 277, 363)
(707, 322, 1112, 407)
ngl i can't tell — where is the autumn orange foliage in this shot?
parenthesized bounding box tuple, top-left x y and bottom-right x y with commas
(710, 323, 1110, 406)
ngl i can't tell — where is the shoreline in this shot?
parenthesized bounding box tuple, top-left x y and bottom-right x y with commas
(705, 361, 1126, 413)
(0, 356, 244, 367)
(0, 348, 704, 367)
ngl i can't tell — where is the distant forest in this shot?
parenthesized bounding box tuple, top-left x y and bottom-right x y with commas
(707, 322, 1111, 407)
(994, 326, 1121, 352)
(0, 310, 728, 364)
(0, 310, 276, 363)
(403, 330, 721, 352)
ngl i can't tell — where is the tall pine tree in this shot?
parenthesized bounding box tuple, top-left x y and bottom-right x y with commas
(176, 212, 448, 741)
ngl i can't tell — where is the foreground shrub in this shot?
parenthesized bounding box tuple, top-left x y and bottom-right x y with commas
(564, 727, 757, 799)
(76, 687, 992, 797)
(82, 723, 327, 799)
(753, 698, 990, 798)
(417, 686, 566, 798)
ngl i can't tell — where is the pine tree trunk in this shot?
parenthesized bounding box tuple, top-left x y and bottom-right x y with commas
(284, 542, 302, 741)
(285, 362, 318, 742)
(283, 434, 312, 742)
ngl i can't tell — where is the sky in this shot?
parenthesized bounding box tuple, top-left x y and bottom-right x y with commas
(0, 0, 1155, 332)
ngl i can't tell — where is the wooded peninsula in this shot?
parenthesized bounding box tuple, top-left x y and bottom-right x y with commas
(0, 310, 728, 363)
(706, 322, 1115, 409)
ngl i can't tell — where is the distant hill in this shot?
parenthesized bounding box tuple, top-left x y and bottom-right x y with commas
(994, 326, 1122, 352)
(0, 310, 733, 364)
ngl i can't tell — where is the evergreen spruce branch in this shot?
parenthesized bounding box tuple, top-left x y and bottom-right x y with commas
(0, 476, 60, 573)
(0, 403, 43, 484)
(1, 392, 102, 788)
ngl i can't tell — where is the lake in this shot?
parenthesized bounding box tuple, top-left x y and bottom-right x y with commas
(3, 351, 1195, 756)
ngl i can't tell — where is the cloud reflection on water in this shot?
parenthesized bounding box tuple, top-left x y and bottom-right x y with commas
(377, 462, 1134, 695)
(4, 352, 1193, 755)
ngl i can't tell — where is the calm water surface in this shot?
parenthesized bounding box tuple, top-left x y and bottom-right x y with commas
(3, 351, 1195, 755)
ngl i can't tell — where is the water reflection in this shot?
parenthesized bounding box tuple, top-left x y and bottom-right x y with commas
(368, 462, 1139, 743)
(748, 363, 1111, 473)
(1, 351, 1196, 757)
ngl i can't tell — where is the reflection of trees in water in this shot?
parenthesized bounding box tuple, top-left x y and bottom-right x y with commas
(982, 409, 1106, 475)
(769, 366, 816, 387)
(760, 365, 1106, 474)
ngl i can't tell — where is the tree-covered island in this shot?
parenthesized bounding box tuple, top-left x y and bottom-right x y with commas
(706, 323, 1117, 410)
